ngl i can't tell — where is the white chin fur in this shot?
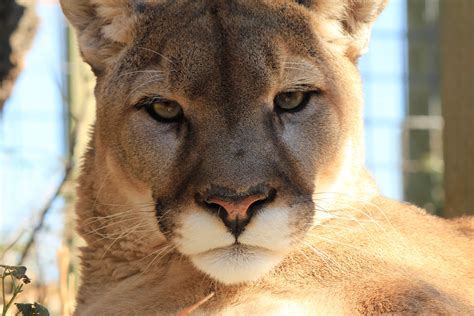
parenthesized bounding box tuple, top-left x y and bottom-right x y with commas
(176, 211, 235, 255)
(190, 246, 285, 285)
(176, 207, 293, 284)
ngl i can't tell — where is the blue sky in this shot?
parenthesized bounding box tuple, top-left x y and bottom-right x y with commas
(360, 0, 407, 199)
(0, 3, 67, 277)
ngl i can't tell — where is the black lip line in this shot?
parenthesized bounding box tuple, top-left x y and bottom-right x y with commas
(191, 244, 272, 257)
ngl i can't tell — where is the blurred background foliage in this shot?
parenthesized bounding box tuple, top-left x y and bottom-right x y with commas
(0, 0, 473, 314)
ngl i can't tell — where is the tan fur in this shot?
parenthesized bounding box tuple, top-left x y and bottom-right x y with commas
(61, 0, 474, 314)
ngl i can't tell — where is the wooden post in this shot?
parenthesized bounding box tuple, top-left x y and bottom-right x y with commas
(440, 0, 474, 217)
(60, 25, 96, 314)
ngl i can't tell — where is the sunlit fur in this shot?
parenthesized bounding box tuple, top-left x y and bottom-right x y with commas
(61, 0, 474, 314)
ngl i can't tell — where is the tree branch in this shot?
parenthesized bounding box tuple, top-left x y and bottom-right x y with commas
(17, 164, 73, 265)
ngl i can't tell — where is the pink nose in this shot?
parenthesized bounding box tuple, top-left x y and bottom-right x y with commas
(206, 194, 268, 221)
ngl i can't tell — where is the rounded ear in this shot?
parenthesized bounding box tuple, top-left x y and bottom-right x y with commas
(303, 0, 388, 60)
(60, 0, 136, 75)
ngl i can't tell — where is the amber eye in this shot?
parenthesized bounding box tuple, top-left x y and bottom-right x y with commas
(274, 91, 310, 112)
(143, 98, 183, 122)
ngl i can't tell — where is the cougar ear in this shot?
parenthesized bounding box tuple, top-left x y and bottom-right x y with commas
(305, 0, 388, 60)
(60, 0, 137, 75)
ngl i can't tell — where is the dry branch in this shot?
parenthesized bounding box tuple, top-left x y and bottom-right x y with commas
(17, 165, 73, 265)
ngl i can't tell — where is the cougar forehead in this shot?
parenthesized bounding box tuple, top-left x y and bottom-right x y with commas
(111, 1, 328, 102)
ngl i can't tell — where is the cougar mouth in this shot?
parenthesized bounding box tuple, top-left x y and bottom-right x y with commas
(195, 243, 272, 257)
(199, 243, 267, 255)
(190, 244, 285, 285)
(173, 202, 311, 284)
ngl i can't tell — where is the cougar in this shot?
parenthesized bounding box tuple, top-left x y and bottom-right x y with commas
(60, 0, 474, 314)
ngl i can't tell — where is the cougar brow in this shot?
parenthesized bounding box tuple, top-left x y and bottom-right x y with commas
(281, 59, 325, 91)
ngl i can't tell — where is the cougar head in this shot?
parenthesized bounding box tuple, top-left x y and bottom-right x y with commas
(61, 0, 387, 285)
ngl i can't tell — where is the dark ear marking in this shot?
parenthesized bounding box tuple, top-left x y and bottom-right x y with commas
(134, 0, 162, 14)
(134, 2, 147, 13)
(295, 0, 313, 7)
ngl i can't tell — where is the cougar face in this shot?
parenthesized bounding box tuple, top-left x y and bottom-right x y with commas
(66, 0, 373, 285)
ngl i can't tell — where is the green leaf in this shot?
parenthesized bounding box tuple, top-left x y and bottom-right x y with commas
(11, 266, 27, 280)
(15, 303, 49, 316)
(34, 303, 50, 316)
(15, 303, 33, 315)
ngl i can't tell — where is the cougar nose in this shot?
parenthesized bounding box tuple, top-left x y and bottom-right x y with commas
(201, 187, 274, 238)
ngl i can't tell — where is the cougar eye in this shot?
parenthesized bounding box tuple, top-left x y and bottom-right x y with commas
(141, 97, 183, 122)
(274, 91, 310, 112)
